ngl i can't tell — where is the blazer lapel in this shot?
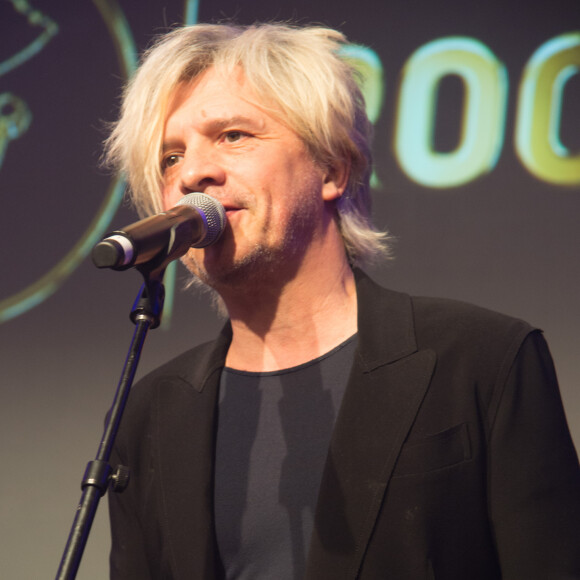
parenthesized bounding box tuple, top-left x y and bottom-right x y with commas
(306, 272, 436, 579)
(155, 326, 231, 579)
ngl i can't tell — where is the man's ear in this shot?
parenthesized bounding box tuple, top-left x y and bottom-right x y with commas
(321, 159, 350, 202)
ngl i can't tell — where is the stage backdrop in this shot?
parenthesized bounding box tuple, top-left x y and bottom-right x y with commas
(1, 1, 578, 577)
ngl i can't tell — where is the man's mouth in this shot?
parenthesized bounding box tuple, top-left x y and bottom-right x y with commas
(223, 205, 243, 219)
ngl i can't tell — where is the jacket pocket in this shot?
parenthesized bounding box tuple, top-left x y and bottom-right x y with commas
(392, 422, 471, 477)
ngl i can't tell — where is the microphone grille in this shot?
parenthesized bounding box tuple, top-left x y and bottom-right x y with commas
(176, 192, 227, 247)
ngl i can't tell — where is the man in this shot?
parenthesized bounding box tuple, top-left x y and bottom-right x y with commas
(106, 23, 580, 579)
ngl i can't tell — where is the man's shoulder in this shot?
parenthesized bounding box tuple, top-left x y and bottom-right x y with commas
(357, 270, 537, 361)
(362, 277, 544, 400)
(116, 331, 229, 442)
(411, 294, 534, 334)
(130, 323, 231, 402)
(358, 269, 535, 335)
(139, 340, 217, 384)
(408, 294, 537, 368)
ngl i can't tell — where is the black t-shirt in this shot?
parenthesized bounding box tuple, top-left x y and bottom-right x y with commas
(215, 334, 358, 579)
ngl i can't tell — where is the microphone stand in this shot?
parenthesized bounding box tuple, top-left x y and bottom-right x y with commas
(55, 258, 168, 580)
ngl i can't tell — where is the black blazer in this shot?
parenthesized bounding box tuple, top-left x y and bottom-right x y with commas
(109, 271, 580, 579)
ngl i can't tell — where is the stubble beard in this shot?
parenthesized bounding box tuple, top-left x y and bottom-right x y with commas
(182, 242, 279, 292)
(182, 192, 322, 300)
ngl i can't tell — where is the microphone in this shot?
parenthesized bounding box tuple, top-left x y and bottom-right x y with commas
(92, 192, 227, 270)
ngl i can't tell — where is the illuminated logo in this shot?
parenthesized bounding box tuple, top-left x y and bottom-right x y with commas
(0, 1, 576, 325)
(0, 2, 57, 170)
(393, 34, 580, 188)
(0, 0, 136, 323)
(515, 33, 580, 185)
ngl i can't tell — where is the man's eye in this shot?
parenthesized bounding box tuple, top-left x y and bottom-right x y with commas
(223, 131, 245, 143)
(162, 154, 181, 169)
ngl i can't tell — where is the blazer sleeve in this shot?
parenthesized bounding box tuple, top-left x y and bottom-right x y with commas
(488, 330, 580, 578)
(108, 430, 154, 580)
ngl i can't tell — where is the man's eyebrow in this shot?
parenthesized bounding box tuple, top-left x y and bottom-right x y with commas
(204, 115, 264, 131)
(162, 115, 265, 151)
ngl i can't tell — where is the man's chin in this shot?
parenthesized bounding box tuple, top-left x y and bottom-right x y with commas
(180, 249, 248, 291)
(181, 244, 283, 293)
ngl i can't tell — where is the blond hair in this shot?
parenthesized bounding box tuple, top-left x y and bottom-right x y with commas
(105, 23, 389, 266)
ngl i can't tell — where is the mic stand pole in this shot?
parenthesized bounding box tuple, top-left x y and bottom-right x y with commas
(55, 263, 166, 580)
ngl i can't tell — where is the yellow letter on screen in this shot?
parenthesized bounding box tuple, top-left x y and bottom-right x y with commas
(515, 33, 580, 186)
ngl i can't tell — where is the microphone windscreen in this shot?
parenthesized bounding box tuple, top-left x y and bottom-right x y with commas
(176, 192, 227, 247)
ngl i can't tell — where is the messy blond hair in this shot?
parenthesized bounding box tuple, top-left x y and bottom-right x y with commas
(105, 23, 389, 266)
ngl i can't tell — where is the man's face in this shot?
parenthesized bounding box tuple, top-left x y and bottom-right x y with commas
(161, 67, 344, 291)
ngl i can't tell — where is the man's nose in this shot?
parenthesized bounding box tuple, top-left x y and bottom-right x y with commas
(178, 149, 226, 194)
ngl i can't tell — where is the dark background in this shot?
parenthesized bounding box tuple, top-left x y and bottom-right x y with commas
(1, 0, 578, 577)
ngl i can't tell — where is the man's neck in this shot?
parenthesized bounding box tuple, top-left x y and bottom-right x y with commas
(222, 258, 358, 373)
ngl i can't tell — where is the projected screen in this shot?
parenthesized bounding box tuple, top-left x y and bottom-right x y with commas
(1, 1, 578, 578)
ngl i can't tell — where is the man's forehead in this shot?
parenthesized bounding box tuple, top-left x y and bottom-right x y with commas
(171, 66, 252, 108)
(165, 66, 284, 131)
